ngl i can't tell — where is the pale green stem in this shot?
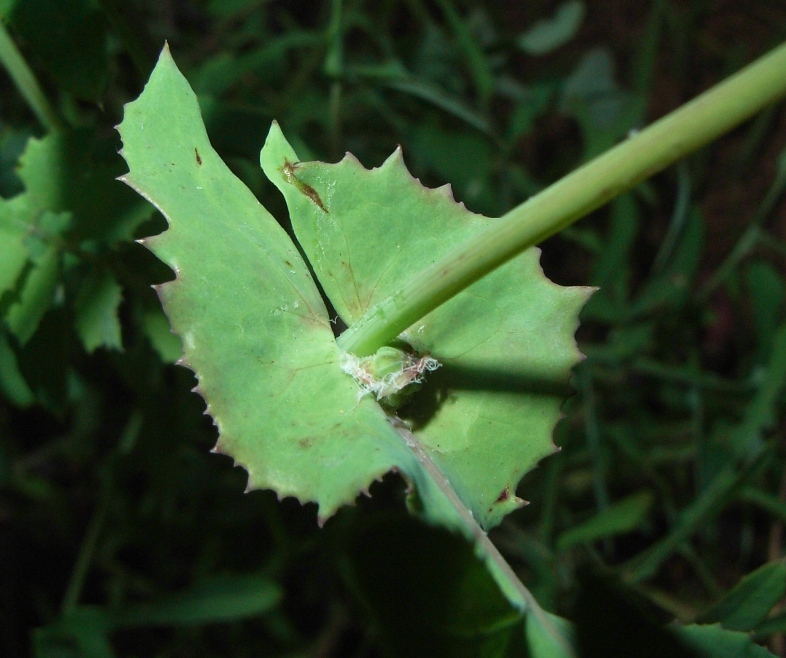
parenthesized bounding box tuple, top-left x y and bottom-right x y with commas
(324, 0, 343, 78)
(0, 20, 63, 132)
(395, 423, 575, 656)
(338, 41, 786, 356)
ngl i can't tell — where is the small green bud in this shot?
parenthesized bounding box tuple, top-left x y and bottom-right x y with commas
(340, 346, 440, 409)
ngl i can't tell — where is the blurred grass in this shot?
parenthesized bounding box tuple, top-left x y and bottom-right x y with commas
(0, 0, 785, 656)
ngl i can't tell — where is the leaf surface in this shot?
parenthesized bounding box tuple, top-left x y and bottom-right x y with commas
(6, 227, 60, 344)
(675, 623, 776, 658)
(119, 48, 588, 623)
(261, 124, 591, 528)
(0, 328, 33, 406)
(109, 573, 282, 627)
(74, 269, 123, 353)
(117, 45, 408, 521)
(18, 130, 151, 244)
(697, 562, 786, 632)
(0, 195, 32, 297)
(517, 1, 586, 55)
(556, 490, 654, 551)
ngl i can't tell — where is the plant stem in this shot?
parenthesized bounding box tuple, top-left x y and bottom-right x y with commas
(338, 40, 786, 356)
(434, 0, 494, 105)
(0, 20, 63, 132)
(61, 492, 111, 615)
(395, 423, 576, 656)
(697, 149, 786, 301)
(325, 0, 343, 157)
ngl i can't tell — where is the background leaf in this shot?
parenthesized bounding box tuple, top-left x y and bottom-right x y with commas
(696, 562, 786, 632)
(109, 572, 282, 626)
(675, 624, 776, 658)
(517, 1, 586, 56)
(18, 130, 151, 244)
(74, 269, 123, 353)
(343, 512, 523, 657)
(1, 0, 109, 102)
(5, 234, 59, 344)
(556, 490, 654, 552)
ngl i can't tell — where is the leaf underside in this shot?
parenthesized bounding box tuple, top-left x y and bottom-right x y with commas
(118, 47, 590, 543)
(260, 124, 592, 528)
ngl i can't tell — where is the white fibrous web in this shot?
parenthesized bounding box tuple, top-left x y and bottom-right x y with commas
(340, 346, 440, 403)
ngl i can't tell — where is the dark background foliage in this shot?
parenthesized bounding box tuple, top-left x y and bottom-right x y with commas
(1, 1, 786, 656)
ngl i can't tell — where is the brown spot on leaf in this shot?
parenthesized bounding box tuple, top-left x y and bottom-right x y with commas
(495, 486, 510, 503)
(195, 148, 202, 165)
(282, 160, 329, 213)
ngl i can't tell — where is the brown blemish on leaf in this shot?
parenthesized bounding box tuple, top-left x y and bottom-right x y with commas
(195, 147, 202, 165)
(495, 486, 510, 503)
(282, 159, 328, 213)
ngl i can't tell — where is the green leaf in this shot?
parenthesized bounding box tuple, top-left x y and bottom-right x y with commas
(504, 83, 553, 142)
(33, 574, 281, 658)
(697, 562, 786, 632)
(517, 1, 586, 55)
(728, 322, 786, 460)
(119, 48, 585, 624)
(410, 117, 495, 212)
(754, 611, 786, 638)
(0, 124, 28, 197)
(18, 130, 152, 244)
(559, 48, 642, 158)
(117, 45, 407, 522)
(74, 269, 123, 352)
(2, 0, 109, 102)
(556, 490, 654, 552)
(261, 122, 590, 530)
(526, 611, 575, 658)
(6, 235, 59, 344)
(190, 32, 321, 98)
(745, 260, 785, 358)
(139, 301, 183, 363)
(674, 623, 776, 658)
(109, 573, 282, 626)
(0, 194, 31, 298)
(581, 216, 639, 322)
(343, 513, 524, 657)
(0, 328, 33, 406)
(434, 0, 495, 104)
(1, 129, 148, 349)
(573, 571, 701, 658)
(392, 78, 492, 134)
(33, 607, 115, 658)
